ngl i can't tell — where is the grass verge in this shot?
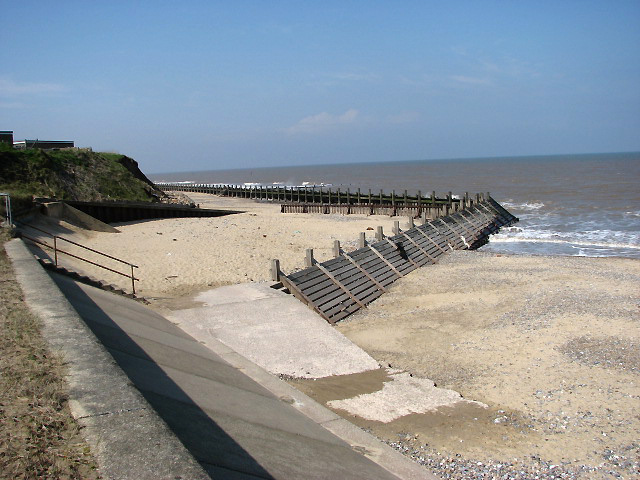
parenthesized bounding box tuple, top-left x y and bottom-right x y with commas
(0, 229, 99, 479)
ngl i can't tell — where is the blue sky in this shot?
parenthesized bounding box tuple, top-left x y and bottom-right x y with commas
(2, 1, 639, 173)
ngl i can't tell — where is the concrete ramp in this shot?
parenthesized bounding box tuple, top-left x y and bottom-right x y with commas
(48, 274, 428, 479)
(167, 283, 380, 379)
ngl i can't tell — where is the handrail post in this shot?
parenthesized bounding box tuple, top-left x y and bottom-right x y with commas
(131, 265, 136, 295)
(54, 236, 58, 266)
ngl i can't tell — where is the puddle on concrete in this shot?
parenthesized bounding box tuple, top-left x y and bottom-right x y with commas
(288, 368, 391, 403)
(289, 371, 538, 459)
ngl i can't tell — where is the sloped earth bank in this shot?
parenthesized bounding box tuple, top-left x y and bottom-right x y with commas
(292, 251, 639, 479)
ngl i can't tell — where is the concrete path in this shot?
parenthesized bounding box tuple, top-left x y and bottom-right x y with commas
(167, 283, 380, 378)
(8, 244, 424, 479)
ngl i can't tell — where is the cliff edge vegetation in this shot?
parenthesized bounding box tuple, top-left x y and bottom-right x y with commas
(0, 144, 164, 214)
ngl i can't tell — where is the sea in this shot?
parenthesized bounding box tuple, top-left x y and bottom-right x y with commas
(149, 152, 640, 259)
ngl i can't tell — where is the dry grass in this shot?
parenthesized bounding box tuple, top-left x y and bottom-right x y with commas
(0, 229, 99, 479)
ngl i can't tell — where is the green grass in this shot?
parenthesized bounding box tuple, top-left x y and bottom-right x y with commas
(0, 145, 160, 204)
(0, 229, 99, 479)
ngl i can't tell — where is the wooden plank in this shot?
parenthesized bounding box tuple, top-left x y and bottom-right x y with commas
(416, 228, 449, 254)
(374, 242, 416, 272)
(402, 232, 437, 264)
(402, 230, 440, 262)
(405, 228, 442, 254)
(343, 253, 388, 293)
(457, 210, 490, 241)
(440, 217, 468, 248)
(352, 252, 396, 280)
(279, 274, 331, 322)
(323, 285, 383, 319)
(386, 238, 420, 268)
(368, 245, 403, 277)
(287, 265, 325, 283)
(449, 213, 475, 238)
(318, 264, 366, 308)
(458, 209, 485, 232)
(297, 272, 335, 295)
(433, 219, 464, 249)
(416, 224, 450, 253)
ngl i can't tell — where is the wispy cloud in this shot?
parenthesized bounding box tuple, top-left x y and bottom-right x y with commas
(450, 75, 492, 86)
(285, 109, 360, 135)
(0, 76, 65, 96)
(387, 111, 421, 124)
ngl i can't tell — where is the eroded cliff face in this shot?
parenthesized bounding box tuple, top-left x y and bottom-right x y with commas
(115, 155, 157, 189)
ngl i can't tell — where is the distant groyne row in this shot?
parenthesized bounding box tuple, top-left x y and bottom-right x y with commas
(156, 182, 490, 219)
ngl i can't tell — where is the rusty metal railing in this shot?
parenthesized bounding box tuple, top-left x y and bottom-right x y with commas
(17, 222, 139, 295)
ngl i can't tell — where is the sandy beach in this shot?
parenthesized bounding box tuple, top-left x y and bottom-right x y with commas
(331, 251, 639, 478)
(22, 192, 640, 478)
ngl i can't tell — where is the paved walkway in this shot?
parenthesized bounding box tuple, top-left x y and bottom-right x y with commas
(48, 274, 404, 478)
(8, 238, 434, 479)
(49, 275, 431, 479)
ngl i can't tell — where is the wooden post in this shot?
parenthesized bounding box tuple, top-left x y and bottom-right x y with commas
(376, 226, 384, 241)
(359, 232, 366, 248)
(393, 220, 400, 235)
(271, 259, 281, 281)
(408, 216, 414, 228)
(422, 210, 428, 224)
(333, 240, 341, 257)
(305, 249, 314, 267)
(486, 192, 491, 201)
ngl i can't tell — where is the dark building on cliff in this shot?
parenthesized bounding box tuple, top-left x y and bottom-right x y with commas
(0, 131, 13, 144)
(13, 139, 75, 149)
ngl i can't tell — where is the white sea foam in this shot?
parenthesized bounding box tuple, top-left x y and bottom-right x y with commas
(489, 236, 640, 250)
(502, 201, 545, 211)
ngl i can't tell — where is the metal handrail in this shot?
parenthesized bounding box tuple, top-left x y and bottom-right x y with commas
(16, 220, 138, 268)
(19, 228, 139, 295)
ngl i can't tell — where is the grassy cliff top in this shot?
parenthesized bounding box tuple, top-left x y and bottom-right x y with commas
(0, 145, 164, 212)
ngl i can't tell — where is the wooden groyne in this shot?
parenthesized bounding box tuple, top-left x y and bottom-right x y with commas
(273, 197, 518, 324)
(156, 182, 483, 218)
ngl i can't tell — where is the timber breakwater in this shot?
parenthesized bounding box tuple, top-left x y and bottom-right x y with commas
(157, 182, 518, 323)
(274, 196, 518, 324)
(156, 182, 483, 219)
